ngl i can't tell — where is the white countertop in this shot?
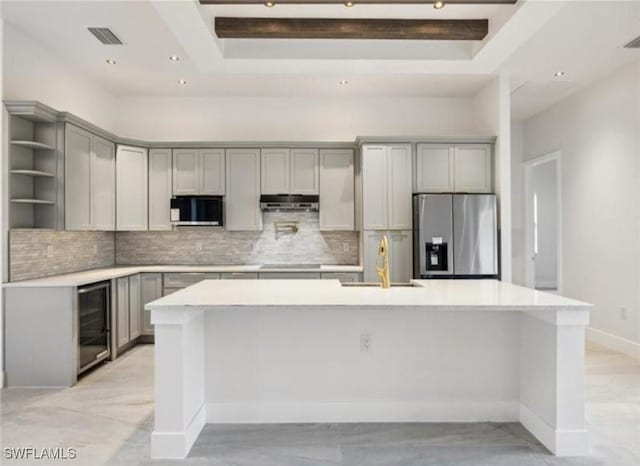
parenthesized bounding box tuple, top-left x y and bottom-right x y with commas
(147, 279, 591, 312)
(2, 265, 363, 288)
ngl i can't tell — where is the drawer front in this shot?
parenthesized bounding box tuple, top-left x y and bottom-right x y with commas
(259, 272, 322, 279)
(321, 272, 362, 283)
(220, 272, 259, 279)
(163, 272, 221, 288)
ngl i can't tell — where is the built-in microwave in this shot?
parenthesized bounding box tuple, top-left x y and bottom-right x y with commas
(170, 195, 224, 226)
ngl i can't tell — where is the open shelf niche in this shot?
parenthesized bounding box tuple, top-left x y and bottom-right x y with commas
(5, 103, 63, 229)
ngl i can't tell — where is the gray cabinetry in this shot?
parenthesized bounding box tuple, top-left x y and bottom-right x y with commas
(220, 272, 259, 279)
(319, 149, 354, 230)
(140, 273, 163, 338)
(163, 272, 220, 295)
(172, 148, 225, 195)
(261, 148, 319, 195)
(116, 145, 148, 231)
(148, 149, 172, 230)
(226, 148, 262, 231)
(65, 124, 115, 230)
(321, 272, 362, 283)
(116, 276, 130, 349)
(129, 274, 141, 340)
(261, 148, 290, 194)
(115, 274, 143, 352)
(259, 272, 322, 279)
(291, 149, 319, 194)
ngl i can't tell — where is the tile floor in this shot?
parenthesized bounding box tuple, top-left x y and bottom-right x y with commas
(1, 342, 638, 466)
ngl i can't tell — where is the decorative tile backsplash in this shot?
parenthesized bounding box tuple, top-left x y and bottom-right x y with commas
(116, 212, 358, 266)
(9, 229, 115, 281)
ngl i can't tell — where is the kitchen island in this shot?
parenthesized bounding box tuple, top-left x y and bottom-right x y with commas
(147, 279, 591, 459)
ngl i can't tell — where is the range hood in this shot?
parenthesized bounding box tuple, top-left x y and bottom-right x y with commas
(259, 194, 319, 212)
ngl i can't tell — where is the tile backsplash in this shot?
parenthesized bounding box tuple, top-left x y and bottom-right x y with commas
(9, 229, 115, 281)
(116, 212, 358, 266)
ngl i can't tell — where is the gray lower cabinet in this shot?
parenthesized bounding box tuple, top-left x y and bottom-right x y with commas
(163, 272, 220, 295)
(140, 273, 163, 336)
(321, 272, 362, 283)
(115, 274, 143, 352)
(259, 272, 322, 279)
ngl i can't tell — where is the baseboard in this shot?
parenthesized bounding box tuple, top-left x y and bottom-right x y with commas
(205, 400, 519, 424)
(586, 327, 640, 360)
(519, 404, 588, 456)
(151, 403, 206, 459)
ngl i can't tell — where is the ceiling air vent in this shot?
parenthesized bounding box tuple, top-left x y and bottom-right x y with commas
(87, 27, 123, 45)
(624, 35, 640, 48)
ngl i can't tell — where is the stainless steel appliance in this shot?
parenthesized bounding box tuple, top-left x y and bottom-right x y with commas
(259, 194, 319, 212)
(413, 194, 498, 279)
(170, 195, 224, 226)
(78, 281, 111, 374)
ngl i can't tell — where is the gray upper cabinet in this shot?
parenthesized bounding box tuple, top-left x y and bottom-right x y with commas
(319, 149, 354, 231)
(226, 148, 262, 231)
(362, 144, 412, 230)
(172, 148, 225, 195)
(415, 143, 492, 193)
(291, 149, 319, 195)
(453, 144, 492, 193)
(116, 145, 148, 231)
(148, 149, 172, 231)
(261, 148, 290, 194)
(65, 124, 115, 231)
(261, 148, 319, 195)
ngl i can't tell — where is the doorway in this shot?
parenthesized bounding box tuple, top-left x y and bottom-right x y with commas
(524, 152, 562, 293)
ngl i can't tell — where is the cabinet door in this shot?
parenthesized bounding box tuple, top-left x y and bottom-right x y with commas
(89, 136, 116, 230)
(64, 124, 92, 230)
(148, 149, 172, 231)
(258, 272, 322, 279)
(200, 149, 225, 195)
(321, 272, 362, 283)
(389, 230, 413, 283)
(319, 149, 354, 231)
(172, 149, 199, 195)
(387, 145, 413, 230)
(128, 274, 141, 340)
(226, 149, 262, 231)
(290, 149, 319, 194)
(453, 144, 492, 193)
(261, 148, 290, 195)
(140, 273, 163, 336)
(362, 146, 389, 230)
(116, 277, 130, 348)
(116, 145, 148, 231)
(415, 144, 454, 193)
(363, 230, 386, 282)
(220, 272, 259, 279)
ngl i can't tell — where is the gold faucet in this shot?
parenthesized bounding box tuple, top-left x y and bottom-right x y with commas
(376, 235, 390, 289)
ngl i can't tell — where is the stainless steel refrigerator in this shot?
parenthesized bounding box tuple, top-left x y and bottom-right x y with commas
(413, 194, 499, 279)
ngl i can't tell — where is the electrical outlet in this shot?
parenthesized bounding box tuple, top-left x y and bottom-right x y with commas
(342, 242, 350, 253)
(195, 241, 204, 252)
(360, 334, 372, 352)
(45, 244, 54, 258)
(620, 307, 628, 321)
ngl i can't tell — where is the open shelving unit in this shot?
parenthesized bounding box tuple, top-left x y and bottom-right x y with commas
(5, 102, 63, 229)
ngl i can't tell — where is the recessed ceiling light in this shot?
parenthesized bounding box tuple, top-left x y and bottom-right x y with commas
(344, 1, 355, 7)
(106, 59, 116, 65)
(554, 71, 565, 77)
(339, 80, 349, 85)
(178, 79, 187, 85)
(433, 1, 445, 9)
(169, 55, 180, 62)
(265, 1, 275, 7)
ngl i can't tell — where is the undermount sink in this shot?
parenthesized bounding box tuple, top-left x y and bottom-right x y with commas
(341, 282, 419, 287)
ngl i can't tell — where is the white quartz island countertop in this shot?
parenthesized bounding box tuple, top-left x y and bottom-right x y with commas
(148, 279, 591, 460)
(147, 278, 591, 312)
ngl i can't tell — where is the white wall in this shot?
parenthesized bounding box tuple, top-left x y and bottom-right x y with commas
(3, 23, 117, 133)
(473, 74, 512, 282)
(115, 95, 486, 142)
(510, 121, 525, 286)
(520, 60, 640, 348)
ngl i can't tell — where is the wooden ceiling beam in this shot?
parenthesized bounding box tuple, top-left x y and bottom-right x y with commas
(215, 17, 489, 40)
(203, 0, 515, 4)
